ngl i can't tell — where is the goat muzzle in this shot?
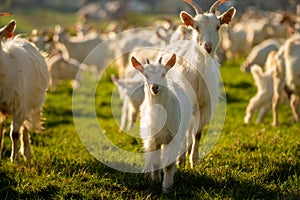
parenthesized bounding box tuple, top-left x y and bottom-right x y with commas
(150, 84, 159, 95)
(204, 42, 212, 54)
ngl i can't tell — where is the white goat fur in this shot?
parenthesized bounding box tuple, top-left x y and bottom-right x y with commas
(47, 54, 86, 91)
(111, 71, 144, 131)
(54, 26, 102, 62)
(221, 23, 248, 59)
(244, 64, 274, 124)
(132, 54, 193, 193)
(241, 39, 281, 72)
(0, 37, 50, 162)
(273, 34, 300, 126)
(157, 1, 236, 167)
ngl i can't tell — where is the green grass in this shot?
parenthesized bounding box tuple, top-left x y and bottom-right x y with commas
(0, 7, 77, 34)
(0, 59, 299, 199)
(0, 8, 299, 200)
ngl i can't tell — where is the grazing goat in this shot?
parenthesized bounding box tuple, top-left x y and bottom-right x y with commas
(0, 36, 50, 162)
(158, 0, 235, 167)
(132, 54, 193, 193)
(272, 34, 300, 126)
(111, 72, 144, 131)
(47, 54, 86, 91)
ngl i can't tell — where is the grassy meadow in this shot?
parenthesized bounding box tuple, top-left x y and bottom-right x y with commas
(0, 7, 299, 200)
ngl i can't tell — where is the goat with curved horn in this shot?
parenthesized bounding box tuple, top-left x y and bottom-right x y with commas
(209, 0, 228, 14)
(183, 0, 203, 15)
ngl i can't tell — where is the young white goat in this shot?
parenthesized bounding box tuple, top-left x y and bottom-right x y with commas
(157, 0, 235, 167)
(244, 64, 274, 124)
(272, 34, 300, 126)
(245, 49, 300, 124)
(111, 71, 144, 131)
(241, 39, 281, 72)
(131, 54, 193, 193)
(0, 36, 50, 162)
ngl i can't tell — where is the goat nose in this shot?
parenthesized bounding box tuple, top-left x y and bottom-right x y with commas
(204, 42, 212, 54)
(151, 85, 159, 94)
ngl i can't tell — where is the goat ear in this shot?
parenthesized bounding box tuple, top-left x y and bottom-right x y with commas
(131, 56, 144, 73)
(219, 7, 236, 25)
(165, 54, 176, 71)
(180, 11, 194, 27)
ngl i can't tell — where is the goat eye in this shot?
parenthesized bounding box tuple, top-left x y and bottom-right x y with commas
(216, 25, 220, 31)
(195, 26, 200, 32)
(161, 73, 166, 78)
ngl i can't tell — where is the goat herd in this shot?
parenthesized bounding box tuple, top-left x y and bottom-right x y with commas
(0, 0, 300, 193)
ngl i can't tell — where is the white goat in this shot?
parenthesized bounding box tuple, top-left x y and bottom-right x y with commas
(244, 64, 274, 124)
(53, 25, 103, 62)
(157, 0, 235, 167)
(169, 25, 191, 43)
(47, 54, 86, 91)
(221, 23, 249, 59)
(272, 34, 300, 126)
(83, 31, 153, 78)
(112, 49, 173, 132)
(114, 28, 173, 77)
(241, 39, 281, 72)
(245, 49, 300, 124)
(111, 71, 144, 131)
(0, 36, 50, 162)
(131, 54, 193, 193)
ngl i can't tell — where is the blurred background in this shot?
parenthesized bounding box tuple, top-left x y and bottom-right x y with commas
(0, 0, 299, 72)
(1, 0, 299, 20)
(1, 0, 299, 14)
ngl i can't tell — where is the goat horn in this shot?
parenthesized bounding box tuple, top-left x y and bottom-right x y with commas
(183, 0, 203, 15)
(146, 59, 150, 64)
(158, 57, 163, 64)
(209, 0, 228, 14)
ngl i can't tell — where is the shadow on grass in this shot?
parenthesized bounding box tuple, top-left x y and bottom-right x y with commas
(1, 157, 298, 199)
(263, 162, 300, 185)
(53, 159, 300, 199)
(43, 106, 74, 128)
(20, 185, 60, 200)
(0, 167, 60, 199)
(0, 172, 18, 199)
(172, 170, 278, 199)
(226, 93, 243, 103)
